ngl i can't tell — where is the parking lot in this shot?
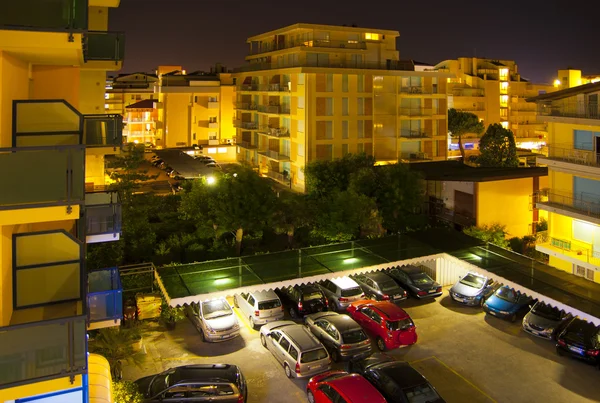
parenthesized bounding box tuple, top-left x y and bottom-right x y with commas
(123, 290, 600, 403)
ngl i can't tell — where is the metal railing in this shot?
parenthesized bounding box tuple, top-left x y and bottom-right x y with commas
(249, 38, 367, 55)
(83, 31, 125, 63)
(234, 59, 415, 73)
(233, 120, 259, 130)
(541, 143, 600, 167)
(536, 231, 600, 265)
(400, 129, 429, 138)
(265, 170, 291, 183)
(452, 88, 485, 97)
(400, 152, 431, 161)
(398, 108, 442, 117)
(0, 145, 84, 209)
(258, 127, 290, 138)
(399, 86, 439, 95)
(83, 114, 123, 148)
(259, 149, 290, 161)
(0, 315, 87, 389)
(537, 101, 600, 120)
(0, 0, 87, 31)
(535, 190, 600, 219)
(235, 102, 257, 110)
(238, 141, 257, 149)
(238, 83, 291, 92)
(88, 267, 123, 323)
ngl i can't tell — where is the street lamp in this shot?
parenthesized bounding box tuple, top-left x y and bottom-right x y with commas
(206, 176, 216, 185)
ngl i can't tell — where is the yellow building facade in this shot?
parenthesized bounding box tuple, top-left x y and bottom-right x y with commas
(233, 23, 451, 191)
(554, 68, 600, 90)
(532, 82, 600, 283)
(433, 58, 555, 156)
(0, 0, 123, 401)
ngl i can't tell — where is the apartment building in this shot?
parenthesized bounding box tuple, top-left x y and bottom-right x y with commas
(155, 65, 236, 148)
(433, 58, 554, 156)
(105, 72, 158, 115)
(554, 68, 600, 90)
(530, 82, 600, 283)
(0, 1, 125, 402)
(233, 23, 451, 191)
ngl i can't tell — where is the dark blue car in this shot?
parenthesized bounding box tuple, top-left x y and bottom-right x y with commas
(483, 286, 534, 322)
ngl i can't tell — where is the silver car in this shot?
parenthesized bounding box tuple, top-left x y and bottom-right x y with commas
(260, 321, 331, 378)
(234, 290, 284, 329)
(185, 298, 240, 342)
(318, 277, 365, 312)
(449, 272, 499, 307)
(522, 301, 572, 340)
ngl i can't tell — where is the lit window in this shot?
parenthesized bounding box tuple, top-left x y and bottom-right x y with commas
(499, 68, 509, 81)
(365, 33, 380, 40)
(105, 93, 110, 100)
(218, 147, 227, 153)
(500, 82, 509, 94)
(501, 122, 509, 129)
(500, 95, 509, 107)
(104, 103, 109, 109)
(207, 148, 217, 154)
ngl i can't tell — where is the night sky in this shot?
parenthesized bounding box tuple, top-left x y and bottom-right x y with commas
(109, 0, 600, 83)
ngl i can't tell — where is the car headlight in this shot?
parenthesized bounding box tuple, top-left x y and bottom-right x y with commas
(499, 311, 510, 315)
(464, 296, 475, 301)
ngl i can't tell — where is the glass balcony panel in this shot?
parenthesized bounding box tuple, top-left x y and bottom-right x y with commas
(0, 316, 86, 388)
(0, 147, 84, 207)
(88, 267, 123, 323)
(83, 115, 123, 147)
(84, 31, 126, 62)
(0, 0, 87, 31)
(85, 191, 121, 237)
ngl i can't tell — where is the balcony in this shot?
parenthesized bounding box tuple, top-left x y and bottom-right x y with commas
(258, 127, 290, 138)
(400, 129, 429, 138)
(399, 86, 439, 95)
(265, 170, 291, 185)
(83, 31, 125, 64)
(0, 145, 84, 209)
(85, 191, 121, 243)
(400, 152, 432, 161)
(535, 190, 600, 224)
(0, 0, 87, 31)
(233, 120, 259, 130)
(208, 101, 219, 109)
(88, 267, 123, 329)
(0, 315, 87, 390)
(208, 122, 219, 129)
(84, 114, 123, 149)
(536, 101, 600, 121)
(257, 105, 291, 115)
(238, 141, 257, 149)
(235, 102, 257, 111)
(398, 108, 443, 117)
(536, 230, 600, 268)
(249, 38, 367, 55)
(452, 88, 485, 97)
(538, 144, 600, 171)
(258, 149, 290, 161)
(237, 83, 291, 92)
(234, 59, 415, 73)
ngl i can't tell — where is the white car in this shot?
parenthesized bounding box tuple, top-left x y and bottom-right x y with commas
(234, 290, 284, 329)
(184, 298, 240, 342)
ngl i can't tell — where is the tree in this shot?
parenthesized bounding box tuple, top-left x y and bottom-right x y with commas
(463, 223, 509, 248)
(272, 191, 313, 247)
(180, 165, 277, 255)
(112, 381, 144, 403)
(107, 144, 158, 205)
(478, 123, 519, 167)
(88, 326, 144, 380)
(448, 108, 484, 161)
(304, 153, 375, 197)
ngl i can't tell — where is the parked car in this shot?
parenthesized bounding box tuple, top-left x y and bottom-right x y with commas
(151, 159, 164, 167)
(304, 311, 372, 362)
(347, 354, 445, 403)
(260, 321, 331, 378)
(276, 284, 328, 319)
(483, 286, 535, 322)
(318, 277, 365, 312)
(449, 272, 499, 306)
(233, 290, 284, 329)
(195, 155, 215, 162)
(134, 364, 247, 402)
(168, 170, 180, 178)
(184, 298, 240, 342)
(350, 271, 407, 303)
(306, 371, 386, 403)
(522, 301, 573, 340)
(347, 300, 417, 351)
(556, 317, 600, 368)
(386, 265, 443, 299)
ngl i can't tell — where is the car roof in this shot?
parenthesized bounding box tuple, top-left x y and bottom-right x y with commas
(330, 276, 360, 289)
(322, 314, 361, 332)
(329, 374, 385, 401)
(294, 284, 321, 293)
(251, 290, 279, 301)
(397, 265, 424, 275)
(172, 364, 238, 384)
(363, 271, 395, 283)
(375, 362, 428, 389)
(565, 318, 600, 336)
(464, 271, 487, 279)
(282, 324, 322, 349)
(368, 301, 409, 320)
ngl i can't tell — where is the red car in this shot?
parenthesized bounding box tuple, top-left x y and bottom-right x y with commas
(347, 300, 417, 351)
(307, 371, 386, 403)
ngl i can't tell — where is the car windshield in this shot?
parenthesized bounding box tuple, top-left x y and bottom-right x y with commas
(387, 318, 414, 331)
(459, 274, 485, 289)
(531, 302, 561, 321)
(202, 300, 232, 319)
(342, 329, 368, 344)
(301, 347, 328, 363)
(302, 292, 323, 302)
(409, 273, 433, 286)
(495, 287, 518, 303)
(341, 287, 362, 297)
(149, 370, 175, 396)
(258, 299, 281, 310)
(403, 383, 442, 403)
(380, 281, 399, 292)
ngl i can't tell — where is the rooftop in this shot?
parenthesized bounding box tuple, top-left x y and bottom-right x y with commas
(407, 160, 548, 182)
(125, 99, 156, 109)
(247, 23, 399, 42)
(527, 81, 600, 102)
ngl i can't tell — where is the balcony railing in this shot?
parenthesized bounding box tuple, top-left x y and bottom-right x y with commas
(265, 170, 291, 184)
(400, 152, 432, 161)
(234, 59, 415, 73)
(85, 191, 121, 240)
(256, 105, 291, 115)
(400, 129, 429, 138)
(398, 108, 442, 117)
(258, 127, 290, 138)
(88, 267, 123, 325)
(452, 88, 485, 97)
(536, 101, 600, 121)
(399, 86, 439, 95)
(233, 120, 259, 130)
(535, 190, 600, 219)
(235, 102, 257, 110)
(249, 38, 367, 55)
(258, 149, 290, 161)
(83, 31, 125, 63)
(237, 83, 291, 92)
(541, 144, 600, 167)
(0, 315, 87, 389)
(536, 230, 600, 265)
(0, 0, 87, 31)
(83, 114, 123, 148)
(238, 141, 257, 149)
(0, 145, 84, 209)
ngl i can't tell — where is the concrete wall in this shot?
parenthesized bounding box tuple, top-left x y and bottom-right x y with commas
(0, 52, 29, 147)
(441, 181, 474, 210)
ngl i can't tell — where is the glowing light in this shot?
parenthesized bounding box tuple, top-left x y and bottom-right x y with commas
(214, 278, 231, 285)
(233, 173, 238, 177)
(133, 140, 139, 144)
(343, 258, 358, 264)
(206, 176, 216, 185)
(470, 253, 482, 261)
(553, 79, 561, 87)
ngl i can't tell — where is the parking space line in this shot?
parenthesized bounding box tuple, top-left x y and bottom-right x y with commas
(233, 307, 257, 333)
(409, 356, 436, 365)
(429, 356, 497, 403)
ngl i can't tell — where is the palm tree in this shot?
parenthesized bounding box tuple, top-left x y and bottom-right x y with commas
(89, 326, 144, 380)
